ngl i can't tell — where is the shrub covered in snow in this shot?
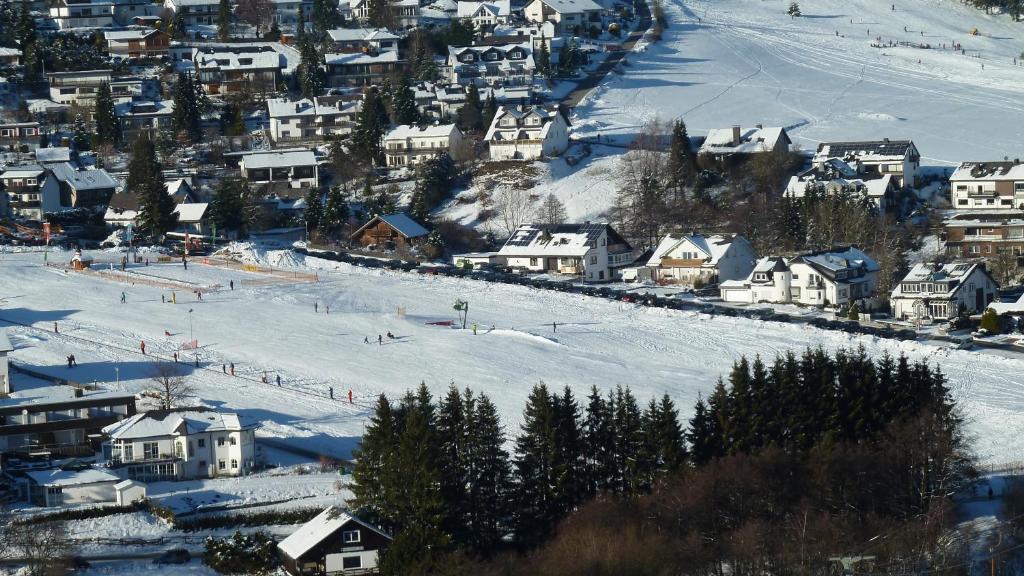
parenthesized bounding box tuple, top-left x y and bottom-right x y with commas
(202, 530, 279, 575)
(178, 507, 323, 532)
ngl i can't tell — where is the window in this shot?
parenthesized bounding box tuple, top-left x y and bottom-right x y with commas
(218, 460, 226, 470)
(343, 530, 361, 543)
(590, 255, 597, 264)
(217, 437, 226, 447)
(342, 557, 362, 569)
(198, 438, 205, 447)
(143, 442, 159, 459)
(957, 199, 968, 205)
(529, 258, 538, 266)
(231, 459, 238, 469)
(230, 436, 237, 446)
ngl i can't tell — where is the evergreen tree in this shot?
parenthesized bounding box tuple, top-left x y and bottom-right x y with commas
(513, 383, 558, 547)
(611, 386, 645, 493)
(436, 385, 471, 546)
(378, 398, 449, 574)
(208, 177, 248, 235)
(321, 185, 350, 237)
(644, 394, 686, 476)
(482, 91, 498, 131)
(686, 393, 718, 466)
(15, 4, 34, 48)
(350, 395, 400, 527)
(582, 386, 615, 494)
(297, 37, 326, 99)
(217, 0, 232, 41)
(168, 10, 187, 39)
(224, 102, 246, 136)
(466, 393, 511, 553)
(172, 73, 201, 142)
(93, 82, 119, 147)
(551, 387, 586, 515)
(391, 76, 420, 125)
(667, 119, 693, 189)
(458, 84, 483, 132)
(295, 4, 305, 43)
(128, 133, 177, 237)
(980, 308, 1001, 334)
(410, 31, 438, 81)
(72, 114, 89, 151)
(537, 34, 551, 76)
(367, 0, 391, 28)
(304, 187, 324, 233)
(352, 87, 389, 166)
(312, 0, 337, 37)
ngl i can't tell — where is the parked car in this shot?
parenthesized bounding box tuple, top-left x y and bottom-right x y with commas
(153, 549, 191, 565)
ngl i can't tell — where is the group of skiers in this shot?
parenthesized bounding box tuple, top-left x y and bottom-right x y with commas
(364, 332, 396, 345)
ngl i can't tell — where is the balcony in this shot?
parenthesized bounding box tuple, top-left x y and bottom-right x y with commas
(966, 189, 998, 198)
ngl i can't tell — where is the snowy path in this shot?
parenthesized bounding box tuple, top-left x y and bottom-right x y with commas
(1, 249, 1022, 464)
(573, 0, 1024, 161)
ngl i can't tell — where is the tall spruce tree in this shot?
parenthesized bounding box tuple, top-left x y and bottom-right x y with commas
(352, 87, 389, 166)
(537, 34, 551, 77)
(458, 83, 483, 132)
(436, 385, 471, 547)
(217, 0, 232, 40)
(551, 387, 586, 514)
(611, 385, 645, 493)
(128, 134, 177, 237)
(207, 177, 248, 236)
(643, 394, 686, 476)
(321, 185, 350, 238)
(391, 76, 420, 125)
(295, 4, 305, 43)
(93, 82, 119, 147)
(667, 119, 693, 189)
(513, 383, 558, 547)
(582, 385, 615, 494)
(482, 91, 498, 131)
(297, 37, 325, 98)
(72, 114, 89, 151)
(172, 73, 201, 142)
(350, 395, 400, 527)
(686, 393, 718, 466)
(304, 187, 324, 234)
(466, 393, 511, 553)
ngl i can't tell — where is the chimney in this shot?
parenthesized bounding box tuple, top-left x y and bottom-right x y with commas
(732, 125, 741, 146)
(755, 123, 763, 129)
(73, 387, 83, 398)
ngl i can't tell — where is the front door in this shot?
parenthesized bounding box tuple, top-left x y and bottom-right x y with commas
(546, 257, 557, 271)
(976, 288, 984, 311)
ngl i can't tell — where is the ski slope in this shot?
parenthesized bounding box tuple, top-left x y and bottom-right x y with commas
(0, 248, 1021, 465)
(573, 0, 1024, 163)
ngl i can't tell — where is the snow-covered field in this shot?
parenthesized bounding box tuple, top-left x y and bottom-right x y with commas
(1, 247, 1022, 465)
(574, 0, 1024, 163)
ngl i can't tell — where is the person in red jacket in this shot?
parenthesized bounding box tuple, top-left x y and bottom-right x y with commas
(140, 341, 146, 355)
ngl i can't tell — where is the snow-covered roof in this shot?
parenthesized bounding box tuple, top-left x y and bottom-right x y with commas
(458, 0, 510, 18)
(785, 172, 893, 200)
(813, 140, 916, 163)
(498, 223, 621, 257)
(326, 27, 399, 42)
(646, 234, 743, 268)
(114, 479, 144, 490)
(950, 161, 1024, 182)
(892, 261, 994, 299)
(485, 105, 561, 142)
(196, 49, 281, 71)
(25, 467, 120, 487)
(753, 256, 787, 274)
(792, 246, 880, 278)
(115, 99, 174, 117)
(0, 47, 22, 57)
(384, 123, 459, 141)
(267, 97, 358, 119)
(173, 202, 208, 223)
(324, 50, 399, 66)
(103, 409, 251, 440)
(1, 165, 46, 178)
(48, 163, 118, 191)
(104, 29, 161, 41)
(278, 507, 390, 560)
(0, 330, 12, 353)
(529, 0, 602, 14)
(241, 149, 317, 170)
(0, 384, 134, 410)
(699, 126, 788, 155)
(351, 213, 429, 240)
(35, 147, 72, 164)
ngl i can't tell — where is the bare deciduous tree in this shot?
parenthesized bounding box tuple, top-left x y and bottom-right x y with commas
(490, 187, 536, 236)
(534, 194, 567, 225)
(149, 362, 195, 409)
(3, 516, 71, 576)
(235, 0, 273, 36)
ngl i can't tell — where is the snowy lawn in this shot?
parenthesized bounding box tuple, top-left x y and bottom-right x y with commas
(0, 247, 1022, 465)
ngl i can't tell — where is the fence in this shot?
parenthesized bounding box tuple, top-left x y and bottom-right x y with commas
(201, 257, 320, 283)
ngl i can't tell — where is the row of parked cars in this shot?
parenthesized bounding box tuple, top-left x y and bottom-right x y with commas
(293, 247, 918, 342)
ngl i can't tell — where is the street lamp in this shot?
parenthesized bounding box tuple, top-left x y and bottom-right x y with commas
(115, 366, 119, 388)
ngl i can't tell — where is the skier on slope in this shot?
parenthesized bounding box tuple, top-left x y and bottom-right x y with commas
(140, 341, 146, 355)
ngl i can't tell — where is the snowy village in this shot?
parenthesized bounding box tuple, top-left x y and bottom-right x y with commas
(2, 0, 1024, 573)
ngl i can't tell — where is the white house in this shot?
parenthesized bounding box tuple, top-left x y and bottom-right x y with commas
(266, 96, 360, 142)
(813, 139, 921, 189)
(498, 223, 634, 281)
(447, 43, 535, 87)
(240, 148, 319, 191)
(784, 158, 899, 214)
(457, 0, 511, 31)
(2, 165, 61, 220)
(102, 408, 258, 481)
(25, 464, 122, 507)
(523, 0, 603, 35)
(115, 99, 175, 141)
(326, 27, 400, 53)
(0, 330, 11, 396)
(104, 28, 171, 58)
(50, 0, 115, 29)
(646, 234, 756, 286)
(720, 247, 880, 307)
(164, 0, 220, 27)
(278, 507, 393, 576)
(698, 125, 791, 161)
(485, 105, 568, 161)
(891, 261, 999, 322)
(948, 161, 1024, 213)
(382, 124, 463, 168)
(47, 70, 149, 106)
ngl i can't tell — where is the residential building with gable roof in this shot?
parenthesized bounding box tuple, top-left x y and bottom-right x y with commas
(948, 160, 1024, 213)
(498, 223, 635, 281)
(813, 139, 921, 188)
(720, 247, 880, 306)
(447, 43, 535, 87)
(523, 0, 603, 35)
(485, 105, 568, 161)
(104, 28, 171, 58)
(382, 123, 463, 167)
(266, 96, 361, 142)
(891, 261, 998, 322)
(645, 233, 757, 285)
(326, 27, 400, 53)
(457, 0, 511, 31)
(240, 148, 320, 193)
(278, 506, 392, 575)
(698, 125, 791, 162)
(2, 165, 61, 219)
(102, 407, 258, 481)
(350, 213, 429, 251)
(783, 158, 899, 214)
